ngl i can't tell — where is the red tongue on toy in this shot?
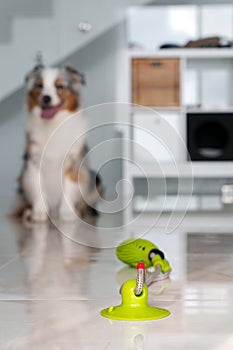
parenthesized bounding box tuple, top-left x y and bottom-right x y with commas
(41, 105, 62, 119)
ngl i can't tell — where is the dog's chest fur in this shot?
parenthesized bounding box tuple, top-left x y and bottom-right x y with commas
(26, 108, 87, 208)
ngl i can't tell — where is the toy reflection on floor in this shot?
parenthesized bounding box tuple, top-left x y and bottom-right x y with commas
(101, 262, 170, 321)
(116, 238, 172, 286)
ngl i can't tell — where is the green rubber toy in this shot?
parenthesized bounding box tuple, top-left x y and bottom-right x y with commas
(116, 238, 172, 274)
(100, 279, 170, 321)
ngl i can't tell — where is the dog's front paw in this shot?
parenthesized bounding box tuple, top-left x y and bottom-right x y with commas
(31, 209, 48, 223)
(59, 206, 77, 222)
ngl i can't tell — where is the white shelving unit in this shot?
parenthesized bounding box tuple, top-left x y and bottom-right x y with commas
(123, 48, 233, 222)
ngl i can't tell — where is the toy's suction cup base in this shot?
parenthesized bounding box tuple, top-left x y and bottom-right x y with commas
(101, 305, 170, 321)
(100, 279, 170, 321)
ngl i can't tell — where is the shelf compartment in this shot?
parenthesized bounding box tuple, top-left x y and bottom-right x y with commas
(187, 111, 233, 161)
(133, 177, 233, 212)
(134, 194, 224, 213)
(132, 58, 180, 107)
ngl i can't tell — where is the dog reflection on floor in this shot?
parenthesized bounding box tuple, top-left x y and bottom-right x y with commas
(10, 218, 99, 349)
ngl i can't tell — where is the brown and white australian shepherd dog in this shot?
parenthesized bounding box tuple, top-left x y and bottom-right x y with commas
(14, 65, 102, 222)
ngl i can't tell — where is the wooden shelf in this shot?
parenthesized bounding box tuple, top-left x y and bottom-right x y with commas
(131, 106, 182, 112)
(186, 106, 233, 113)
(128, 48, 233, 59)
(129, 161, 233, 178)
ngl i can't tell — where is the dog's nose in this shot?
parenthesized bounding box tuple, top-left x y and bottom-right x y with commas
(42, 95, 51, 105)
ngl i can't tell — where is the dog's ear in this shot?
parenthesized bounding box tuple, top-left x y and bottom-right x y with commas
(25, 65, 44, 90)
(65, 65, 86, 91)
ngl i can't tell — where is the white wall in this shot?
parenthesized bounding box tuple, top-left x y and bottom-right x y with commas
(0, 112, 25, 206)
(0, 16, 59, 100)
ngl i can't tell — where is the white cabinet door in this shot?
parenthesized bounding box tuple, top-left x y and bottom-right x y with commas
(133, 110, 186, 163)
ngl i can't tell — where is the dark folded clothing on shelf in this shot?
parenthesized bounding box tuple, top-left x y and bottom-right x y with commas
(160, 36, 233, 49)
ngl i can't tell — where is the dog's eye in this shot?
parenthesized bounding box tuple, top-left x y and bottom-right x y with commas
(56, 84, 65, 91)
(35, 82, 43, 89)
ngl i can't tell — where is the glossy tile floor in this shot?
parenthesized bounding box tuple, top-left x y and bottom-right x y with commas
(0, 201, 233, 349)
